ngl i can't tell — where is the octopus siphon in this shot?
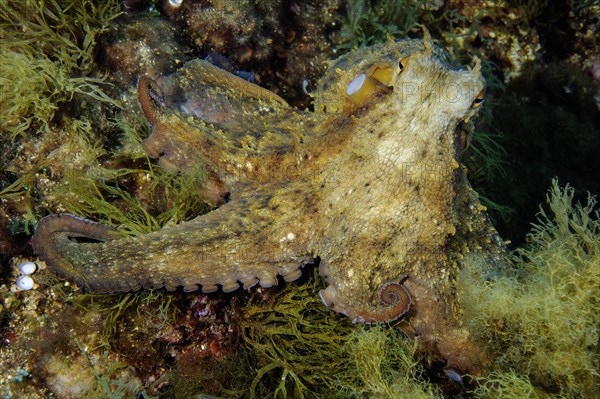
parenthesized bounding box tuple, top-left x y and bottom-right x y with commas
(32, 32, 507, 378)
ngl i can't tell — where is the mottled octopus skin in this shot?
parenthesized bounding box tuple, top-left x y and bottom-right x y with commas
(32, 36, 507, 376)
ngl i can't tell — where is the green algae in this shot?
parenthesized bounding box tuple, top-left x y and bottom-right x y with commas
(238, 269, 441, 398)
(1, 108, 210, 236)
(164, 269, 354, 398)
(337, 327, 442, 399)
(240, 270, 354, 398)
(83, 346, 158, 399)
(94, 375, 156, 399)
(471, 370, 561, 399)
(510, 0, 549, 25)
(573, 0, 600, 17)
(339, 0, 422, 48)
(0, 0, 124, 235)
(163, 267, 443, 399)
(97, 290, 179, 350)
(160, 267, 443, 398)
(0, 168, 41, 234)
(49, 145, 210, 235)
(459, 179, 599, 398)
(0, 0, 121, 140)
(338, 0, 464, 49)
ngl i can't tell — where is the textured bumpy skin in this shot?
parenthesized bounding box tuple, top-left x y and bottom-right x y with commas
(32, 35, 506, 376)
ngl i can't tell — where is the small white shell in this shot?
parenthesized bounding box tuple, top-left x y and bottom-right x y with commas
(18, 261, 37, 275)
(16, 275, 34, 290)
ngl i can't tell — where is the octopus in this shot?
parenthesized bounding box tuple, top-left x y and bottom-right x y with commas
(32, 33, 507, 378)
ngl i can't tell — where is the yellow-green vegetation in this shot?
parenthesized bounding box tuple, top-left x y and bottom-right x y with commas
(573, 0, 600, 18)
(0, 0, 126, 234)
(1, 108, 209, 234)
(337, 327, 442, 399)
(166, 268, 442, 398)
(0, 0, 121, 140)
(97, 289, 179, 348)
(0, 114, 120, 233)
(237, 269, 441, 399)
(464, 117, 514, 223)
(338, 0, 464, 49)
(240, 271, 354, 398)
(459, 179, 599, 398)
(510, 0, 549, 25)
(48, 121, 211, 236)
(471, 370, 569, 399)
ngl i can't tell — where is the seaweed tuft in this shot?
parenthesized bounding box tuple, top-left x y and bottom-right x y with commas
(459, 179, 599, 398)
(235, 269, 441, 398)
(336, 327, 442, 399)
(0, 0, 121, 140)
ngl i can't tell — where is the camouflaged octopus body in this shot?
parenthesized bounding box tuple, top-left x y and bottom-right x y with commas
(33, 36, 505, 376)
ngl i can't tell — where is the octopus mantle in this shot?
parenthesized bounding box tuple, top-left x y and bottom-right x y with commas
(33, 36, 506, 377)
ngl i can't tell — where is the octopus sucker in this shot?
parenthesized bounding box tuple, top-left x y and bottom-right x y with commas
(241, 277, 259, 290)
(281, 267, 303, 282)
(33, 36, 507, 377)
(221, 281, 240, 293)
(201, 284, 218, 294)
(257, 274, 277, 288)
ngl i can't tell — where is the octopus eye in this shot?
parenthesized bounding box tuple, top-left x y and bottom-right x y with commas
(472, 89, 485, 108)
(346, 73, 378, 105)
(399, 56, 410, 72)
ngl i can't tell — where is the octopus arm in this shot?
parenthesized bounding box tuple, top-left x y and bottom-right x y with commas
(138, 61, 328, 184)
(32, 193, 313, 293)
